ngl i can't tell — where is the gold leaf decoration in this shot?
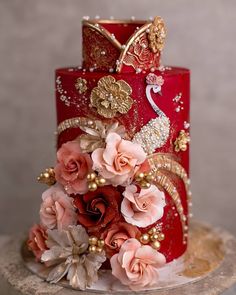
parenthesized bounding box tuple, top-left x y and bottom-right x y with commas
(75, 77, 88, 94)
(174, 130, 190, 152)
(37, 168, 56, 186)
(90, 76, 134, 118)
(148, 16, 167, 53)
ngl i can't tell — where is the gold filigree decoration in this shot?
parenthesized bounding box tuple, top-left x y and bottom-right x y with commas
(75, 77, 88, 94)
(90, 76, 134, 118)
(148, 154, 191, 242)
(37, 168, 56, 186)
(148, 16, 166, 53)
(174, 130, 190, 152)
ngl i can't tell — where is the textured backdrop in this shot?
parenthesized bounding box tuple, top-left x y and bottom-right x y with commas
(0, 0, 236, 236)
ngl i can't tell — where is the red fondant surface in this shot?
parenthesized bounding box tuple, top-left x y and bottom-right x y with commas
(55, 66, 190, 263)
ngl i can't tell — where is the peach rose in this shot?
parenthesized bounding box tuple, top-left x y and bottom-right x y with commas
(40, 185, 77, 230)
(110, 238, 166, 290)
(92, 133, 146, 186)
(146, 73, 164, 86)
(54, 141, 92, 194)
(101, 222, 141, 257)
(121, 184, 165, 227)
(27, 224, 48, 261)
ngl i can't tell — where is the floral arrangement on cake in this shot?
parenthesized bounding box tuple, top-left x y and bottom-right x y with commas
(28, 116, 169, 291)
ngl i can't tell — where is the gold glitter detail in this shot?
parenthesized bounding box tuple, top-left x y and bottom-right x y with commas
(148, 154, 191, 242)
(174, 130, 190, 152)
(75, 77, 87, 94)
(90, 76, 133, 118)
(57, 117, 96, 136)
(37, 168, 56, 186)
(182, 223, 224, 277)
(148, 16, 166, 53)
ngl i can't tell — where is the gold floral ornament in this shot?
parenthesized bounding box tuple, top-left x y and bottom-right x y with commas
(37, 168, 56, 186)
(90, 76, 134, 118)
(148, 16, 167, 53)
(174, 130, 190, 152)
(79, 120, 126, 153)
(75, 77, 88, 94)
(139, 226, 165, 250)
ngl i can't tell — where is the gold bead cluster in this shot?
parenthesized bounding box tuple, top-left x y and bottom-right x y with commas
(139, 227, 165, 250)
(174, 130, 190, 152)
(135, 171, 155, 189)
(37, 167, 56, 186)
(87, 172, 106, 191)
(88, 236, 105, 253)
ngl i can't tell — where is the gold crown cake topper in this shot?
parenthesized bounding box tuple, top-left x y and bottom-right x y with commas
(82, 16, 167, 73)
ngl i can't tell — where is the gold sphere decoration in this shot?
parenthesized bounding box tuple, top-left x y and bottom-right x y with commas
(96, 177, 106, 187)
(151, 240, 161, 250)
(87, 172, 96, 181)
(89, 236, 98, 245)
(88, 182, 97, 191)
(140, 181, 151, 189)
(148, 227, 157, 235)
(96, 247, 103, 253)
(89, 245, 97, 253)
(158, 233, 165, 241)
(140, 234, 150, 244)
(97, 239, 105, 248)
(150, 233, 159, 241)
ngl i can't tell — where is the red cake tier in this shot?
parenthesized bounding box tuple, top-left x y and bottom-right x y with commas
(55, 66, 191, 263)
(82, 17, 166, 73)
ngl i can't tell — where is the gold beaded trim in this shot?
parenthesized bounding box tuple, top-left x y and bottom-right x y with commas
(57, 117, 97, 136)
(148, 154, 191, 243)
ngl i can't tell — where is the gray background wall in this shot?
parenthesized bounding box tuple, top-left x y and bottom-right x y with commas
(0, 0, 236, 236)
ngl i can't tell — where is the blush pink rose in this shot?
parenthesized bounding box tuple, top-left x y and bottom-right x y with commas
(101, 222, 141, 257)
(110, 238, 166, 290)
(54, 141, 93, 194)
(92, 133, 146, 186)
(146, 73, 164, 86)
(121, 184, 165, 227)
(27, 224, 48, 261)
(40, 185, 77, 230)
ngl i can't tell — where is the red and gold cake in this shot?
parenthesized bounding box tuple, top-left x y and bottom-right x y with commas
(28, 16, 191, 291)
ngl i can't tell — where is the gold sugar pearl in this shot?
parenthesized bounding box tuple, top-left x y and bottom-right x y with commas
(146, 172, 155, 182)
(140, 234, 150, 244)
(89, 236, 98, 246)
(96, 247, 103, 253)
(135, 172, 145, 181)
(87, 172, 96, 181)
(150, 233, 159, 241)
(158, 233, 165, 241)
(88, 182, 97, 191)
(97, 239, 105, 248)
(148, 227, 157, 235)
(140, 181, 151, 189)
(89, 245, 97, 253)
(151, 240, 161, 250)
(95, 177, 106, 187)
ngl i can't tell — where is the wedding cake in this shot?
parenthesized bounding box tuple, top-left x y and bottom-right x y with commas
(27, 16, 191, 291)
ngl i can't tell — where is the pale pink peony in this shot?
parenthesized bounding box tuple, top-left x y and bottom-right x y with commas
(40, 185, 77, 230)
(27, 224, 48, 261)
(146, 73, 164, 86)
(54, 141, 92, 194)
(121, 184, 165, 227)
(110, 238, 166, 291)
(92, 133, 146, 186)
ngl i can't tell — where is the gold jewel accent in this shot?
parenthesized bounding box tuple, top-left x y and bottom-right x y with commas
(148, 154, 191, 243)
(139, 226, 165, 250)
(174, 130, 190, 152)
(75, 77, 87, 94)
(148, 16, 166, 53)
(37, 168, 56, 186)
(135, 171, 155, 189)
(87, 172, 106, 191)
(90, 76, 133, 118)
(88, 236, 105, 253)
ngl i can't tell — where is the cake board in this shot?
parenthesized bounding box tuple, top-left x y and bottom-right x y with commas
(0, 221, 236, 295)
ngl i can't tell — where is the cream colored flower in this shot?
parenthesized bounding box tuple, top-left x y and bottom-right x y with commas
(41, 225, 106, 290)
(90, 76, 134, 118)
(79, 120, 126, 153)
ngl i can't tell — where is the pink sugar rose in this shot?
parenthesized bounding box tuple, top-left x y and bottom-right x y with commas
(92, 133, 146, 186)
(54, 141, 93, 194)
(110, 238, 166, 291)
(40, 185, 77, 230)
(27, 224, 48, 261)
(146, 73, 164, 86)
(121, 184, 166, 227)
